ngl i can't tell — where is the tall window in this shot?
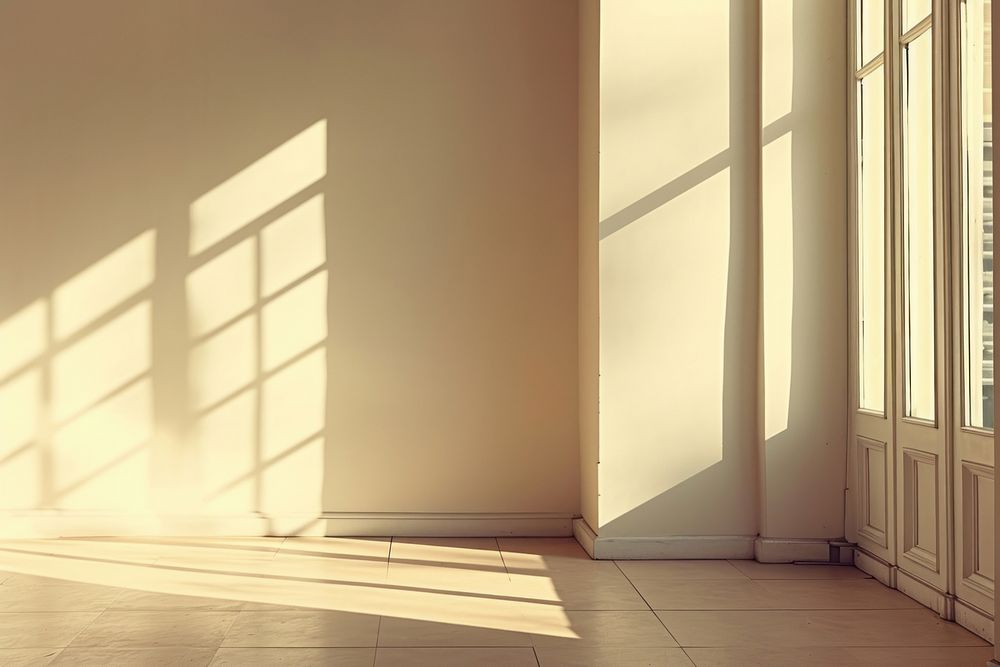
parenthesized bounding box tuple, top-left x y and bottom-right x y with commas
(901, 7, 935, 422)
(857, 0, 887, 413)
(962, 0, 994, 429)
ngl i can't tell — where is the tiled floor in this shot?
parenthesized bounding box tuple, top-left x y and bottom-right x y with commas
(0, 536, 991, 666)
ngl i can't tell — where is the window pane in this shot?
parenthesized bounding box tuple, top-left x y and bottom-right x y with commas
(903, 30, 936, 421)
(903, 0, 932, 33)
(859, 68, 886, 413)
(963, 0, 994, 429)
(859, 0, 884, 67)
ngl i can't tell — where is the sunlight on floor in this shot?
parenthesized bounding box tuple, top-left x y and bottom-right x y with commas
(0, 537, 991, 666)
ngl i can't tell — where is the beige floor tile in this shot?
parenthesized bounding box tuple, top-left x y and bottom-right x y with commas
(632, 578, 919, 610)
(69, 611, 236, 648)
(616, 561, 747, 581)
(510, 569, 648, 610)
(386, 562, 512, 597)
(0, 582, 122, 612)
(530, 611, 678, 648)
(266, 553, 389, 583)
(377, 617, 532, 647)
(390, 538, 505, 569)
(51, 647, 217, 666)
(0, 648, 62, 666)
(727, 560, 869, 580)
(656, 609, 989, 647)
(109, 589, 245, 611)
(280, 537, 390, 559)
(211, 647, 376, 666)
(1, 539, 161, 565)
(535, 647, 694, 666)
(222, 610, 379, 647)
(498, 538, 593, 572)
(684, 646, 996, 666)
(375, 647, 537, 666)
(0, 612, 99, 649)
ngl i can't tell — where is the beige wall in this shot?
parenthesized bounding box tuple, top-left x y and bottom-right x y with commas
(591, 0, 847, 541)
(760, 0, 847, 539)
(596, 0, 760, 538)
(578, 0, 601, 532)
(0, 0, 580, 527)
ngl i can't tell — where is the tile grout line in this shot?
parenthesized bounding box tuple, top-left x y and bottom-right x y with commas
(494, 537, 511, 582)
(611, 559, 687, 650)
(58, 606, 106, 650)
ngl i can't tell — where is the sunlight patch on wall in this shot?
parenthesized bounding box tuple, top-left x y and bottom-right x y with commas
(187, 120, 329, 520)
(0, 300, 46, 380)
(262, 271, 327, 372)
(261, 194, 326, 298)
(0, 369, 41, 507)
(599, 0, 730, 218)
(762, 134, 794, 439)
(0, 230, 156, 512)
(51, 379, 152, 509)
(186, 237, 256, 338)
(599, 170, 730, 524)
(51, 302, 152, 423)
(189, 316, 256, 411)
(194, 390, 257, 513)
(189, 120, 327, 255)
(761, 0, 794, 440)
(52, 230, 156, 341)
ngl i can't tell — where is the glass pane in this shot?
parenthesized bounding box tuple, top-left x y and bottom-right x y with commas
(859, 67, 886, 413)
(859, 0, 884, 67)
(903, 30, 936, 421)
(903, 0, 932, 33)
(962, 0, 994, 429)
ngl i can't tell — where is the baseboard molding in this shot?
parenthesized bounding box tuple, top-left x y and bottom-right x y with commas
(572, 518, 597, 558)
(0, 511, 575, 539)
(855, 546, 995, 643)
(571, 522, 755, 560)
(754, 537, 841, 563)
(895, 567, 952, 619)
(955, 598, 994, 643)
(320, 512, 573, 537)
(854, 548, 896, 587)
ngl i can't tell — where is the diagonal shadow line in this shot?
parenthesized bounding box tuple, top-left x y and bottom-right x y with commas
(205, 431, 323, 501)
(193, 338, 327, 419)
(598, 112, 795, 242)
(599, 149, 731, 240)
(188, 263, 327, 347)
(64, 536, 556, 577)
(51, 373, 148, 432)
(0, 546, 564, 609)
(50, 441, 148, 501)
(188, 180, 325, 267)
(0, 440, 36, 468)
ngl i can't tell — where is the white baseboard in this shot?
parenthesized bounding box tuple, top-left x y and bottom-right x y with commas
(895, 568, 951, 618)
(955, 599, 994, 643)
(572, 518, 597, 557)
(854, 548, 896, 587)
(754, 537, 837, 563)
(855, 546, 995, 644)
(571, 520, 754, 560)
(0, 511, 574, 539)
(320, 512, 573, 537)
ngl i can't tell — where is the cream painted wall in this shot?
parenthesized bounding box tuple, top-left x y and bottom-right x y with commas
(760, 0, 847, 539)
(0, 0, 580, 527)
(596, 0, 760, 538)
(578, 0, 601, 532)
(591, 0, 847, 542)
